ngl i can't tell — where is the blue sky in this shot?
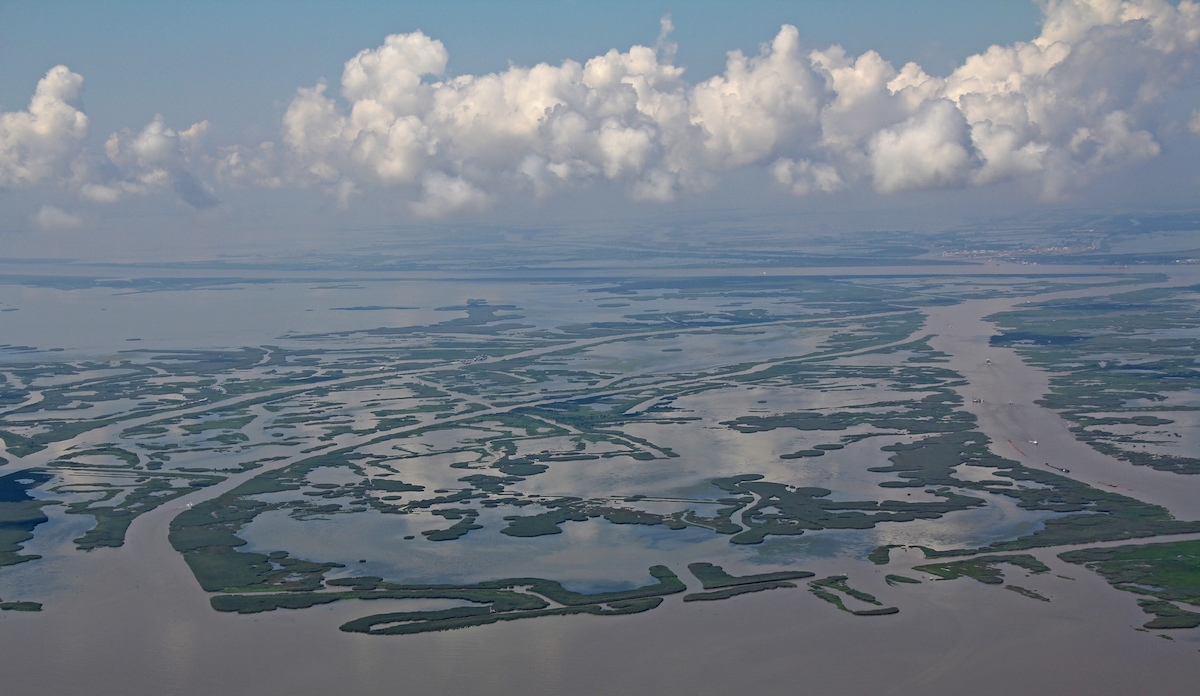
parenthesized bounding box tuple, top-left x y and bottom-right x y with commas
(2, 1, 1041, 142)
(1, 1, 1198, 242)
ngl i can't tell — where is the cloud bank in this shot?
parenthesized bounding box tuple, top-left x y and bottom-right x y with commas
(0, 68, 214, 209)
(5, 0, 1200, 216)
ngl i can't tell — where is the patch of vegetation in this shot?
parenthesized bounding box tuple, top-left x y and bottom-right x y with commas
(369, 478, 424, 493)
(478, 565, 685, 606)
(1060, 539, 1200, 606)
(687, 562, 813, 589)
(0, 469, 54, 567)
(309, 567, 680, 635)
(0, 419, 127, 458)
(170, 493, 342, 592)
(851, 607, 900, 616)
(340, 596, 662, 635)
(810, 575, 881, 604)
(422, 510, 483, 541)
(683, 581, 797, 601)
(0, 600, 42, 611)
(914, 555, 1050, 584)
(807, 576, 897, 616)
(211, 585, 548, 614)
(1136, 599, 1200, 629)
(725, 391, 973, 438)
(71, 446, 140, 467)
(203, 555, 683, 637)
(713, 474, 983, 546)
(500, 503, 591, 537)
(875, 432, 1200, 556)
(868, 545, 898, 565)
(779, 449, 825, 458)
(1006, 585, 1050, 602)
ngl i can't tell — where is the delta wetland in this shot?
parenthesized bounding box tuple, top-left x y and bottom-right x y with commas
(3, 218, 1200, 694)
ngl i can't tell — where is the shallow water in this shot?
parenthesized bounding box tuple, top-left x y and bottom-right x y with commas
(240, 506, 734, 591)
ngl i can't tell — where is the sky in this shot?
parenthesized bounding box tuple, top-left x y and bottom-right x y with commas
(2, 0, 1200, 251)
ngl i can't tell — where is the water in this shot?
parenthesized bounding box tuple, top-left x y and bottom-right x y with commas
(3, 260, 1200, 694)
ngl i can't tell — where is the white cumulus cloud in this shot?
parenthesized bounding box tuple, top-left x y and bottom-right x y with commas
(869, 100, 976, 194)
(225, 0, 1199, 214)
(84, 115, 218, 208)
(0, 67, 220, 209)
(0, 66, 89, 188)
